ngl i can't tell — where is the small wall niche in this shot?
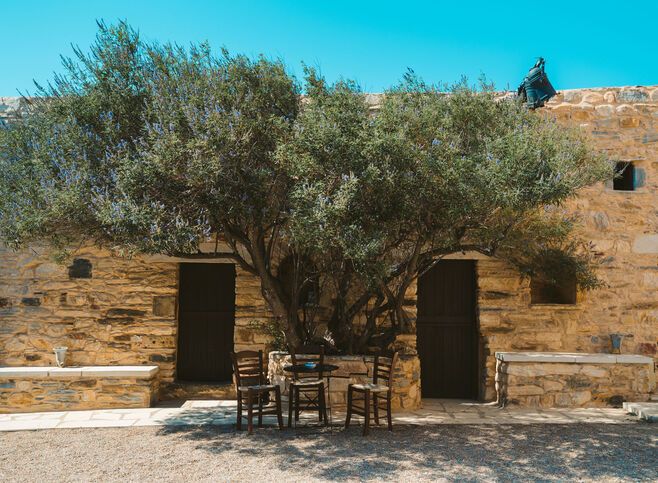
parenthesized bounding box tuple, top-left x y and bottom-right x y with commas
(530, 276, 577, 305)
(68, 258, 92, 279)
(613, 162, 635, 191)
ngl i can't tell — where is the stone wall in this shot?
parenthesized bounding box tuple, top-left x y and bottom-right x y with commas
(1, 86, 657, 409)
(268, 351, 421, 410)
(0, 245, 271, 395)
(0, 366, 159, 413)
(473, 86, 658, 400)
(0, 246, 179, 382)
(495, 352, 656, 407)
(0, 97, 27, 124)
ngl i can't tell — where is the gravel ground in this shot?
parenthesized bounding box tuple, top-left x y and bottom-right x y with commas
(0, 423, 656, 482)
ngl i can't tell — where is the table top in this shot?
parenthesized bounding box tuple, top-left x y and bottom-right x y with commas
(283, 363, 339, 374)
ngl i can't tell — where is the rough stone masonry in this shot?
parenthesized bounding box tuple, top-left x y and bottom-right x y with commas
(0, 86, 657, 411)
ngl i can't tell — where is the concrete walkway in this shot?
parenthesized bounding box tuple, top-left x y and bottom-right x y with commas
(624, 401, 658, 422)
(0, 399, 640, 431)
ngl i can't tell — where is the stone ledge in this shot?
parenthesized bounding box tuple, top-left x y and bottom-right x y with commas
(495, 352, 653, 364)
(0, 365, 159, 379)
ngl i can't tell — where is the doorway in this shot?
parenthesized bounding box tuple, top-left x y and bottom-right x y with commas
(177, 263, 236, 382)
(416, 260, 478, 399)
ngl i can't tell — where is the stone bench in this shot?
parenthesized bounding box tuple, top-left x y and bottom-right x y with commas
(0, 366, 159, 413)
(495, 352, 656, 408)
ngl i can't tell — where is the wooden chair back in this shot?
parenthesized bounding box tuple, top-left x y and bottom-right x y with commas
(373, 351, 398, 388)
(231, 350, 266, 389)
(290, 344, 325, 380)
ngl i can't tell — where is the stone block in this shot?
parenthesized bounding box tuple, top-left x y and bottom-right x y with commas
(80, 366, 158, 378)
(327, 377, 351, 393)
(331, 360, 369, 377)
(234, 328, 254, 344)
(0, 367, 50, 378)
(619, 117, 641, 128)
(542, 380, 564, 392)
(21, 297, 41, 306)
(617, 89, 648, 103)
(152, 296, 176, 317)
(580, 366, 608, 378)
(616, 355, 653, 364)
(633, 234, 658, 253)
(572, 391, 592, 406)
(506, 384, 544, 396)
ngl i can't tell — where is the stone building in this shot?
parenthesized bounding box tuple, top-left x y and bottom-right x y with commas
(0, 86, 656, 413)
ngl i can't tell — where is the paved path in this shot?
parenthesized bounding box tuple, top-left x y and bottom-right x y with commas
(624, 401, 658, 422)
(0, 399, 639, 431)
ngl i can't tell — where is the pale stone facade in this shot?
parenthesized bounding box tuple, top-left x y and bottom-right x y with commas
(0, 86, 657, 411)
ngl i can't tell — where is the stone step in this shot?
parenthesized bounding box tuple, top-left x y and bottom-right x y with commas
(623, 401, 658, 422)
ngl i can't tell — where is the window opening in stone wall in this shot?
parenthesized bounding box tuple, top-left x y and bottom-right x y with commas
(530, 275, 577, 305)
(613, 161, 635, 191)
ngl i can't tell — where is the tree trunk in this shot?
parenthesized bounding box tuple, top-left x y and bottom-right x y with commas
(241, 227, 303, 349)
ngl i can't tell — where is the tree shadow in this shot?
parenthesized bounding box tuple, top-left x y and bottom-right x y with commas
(157, 417, 657, 481)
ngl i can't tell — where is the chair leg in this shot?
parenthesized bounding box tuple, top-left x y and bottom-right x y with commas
(319, 384, 328, 426)
(344, 386, 353, 429)
(258, 392, 264, 428)
(236, 392, 242, 430)
(287, 384, 294, 428)
(318, 386, 324, 422)
(294, 387, 300, 422)
(373, 393, 379, 425)
(275, 386, 284, 430)
(386, 392, 393, 431)
(363, 389, 371, 436)
(247, 390, 254, 434)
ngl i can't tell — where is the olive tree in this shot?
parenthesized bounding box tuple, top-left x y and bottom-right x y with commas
(0, 22, 612, 353)
(277, 72, 611, 351)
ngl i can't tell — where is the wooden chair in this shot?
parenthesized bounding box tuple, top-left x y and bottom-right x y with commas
(288, 345, 328, 427)
(345, 351, 398, 436)
(231, 350, 284, 434)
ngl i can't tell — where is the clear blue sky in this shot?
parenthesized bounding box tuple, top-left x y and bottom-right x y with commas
(1, 0, 657, 96)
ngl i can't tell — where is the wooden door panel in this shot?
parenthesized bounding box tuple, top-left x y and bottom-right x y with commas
(177, 264, 236, 382)
(417, 260, 477, 399)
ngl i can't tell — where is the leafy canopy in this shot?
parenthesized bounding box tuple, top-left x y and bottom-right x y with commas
(0, 22, 612, 352)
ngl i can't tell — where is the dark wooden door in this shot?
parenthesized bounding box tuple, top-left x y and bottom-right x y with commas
(417, 260, 478, 399)
(177, 263, 236, 382)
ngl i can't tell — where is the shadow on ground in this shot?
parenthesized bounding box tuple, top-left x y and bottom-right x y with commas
(157, 420, 657, 481)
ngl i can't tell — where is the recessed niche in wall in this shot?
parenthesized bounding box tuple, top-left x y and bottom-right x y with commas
(613, 161, 635, 191)
(530, 275, 576, 305)
(68, 258, 92, 279)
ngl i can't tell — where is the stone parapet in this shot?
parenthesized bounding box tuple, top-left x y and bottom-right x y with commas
(268, 351, 421, 410)
(0, 365, 159, 413)
(495, 352, 656, 408)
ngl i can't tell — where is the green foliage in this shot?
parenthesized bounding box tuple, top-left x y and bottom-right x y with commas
(278, 71, 611, 349)
(0, 21, 151, 252)
(0, 23, 613, 353)
(248, 319, 287, 352)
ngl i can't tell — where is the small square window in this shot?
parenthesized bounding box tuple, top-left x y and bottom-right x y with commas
(530, 276, 576, 305)
(613, 162, 635, 191)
